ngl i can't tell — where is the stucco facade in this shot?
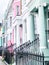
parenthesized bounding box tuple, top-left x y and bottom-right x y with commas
(2, 0, 22, 52)
(1, 0, 49, 65)
(22, 0, 49, 63)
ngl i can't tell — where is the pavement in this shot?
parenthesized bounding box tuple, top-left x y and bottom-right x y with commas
(0, 56, 8, 65)
(0, 56, 15, 65)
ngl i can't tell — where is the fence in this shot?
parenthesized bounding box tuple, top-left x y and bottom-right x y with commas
(3, 37, 44, 65)
(5, 37, 39, 54)
(16, 52, 44, 65)
(15, 37, 40, 53)
(15, 37, 44, 65)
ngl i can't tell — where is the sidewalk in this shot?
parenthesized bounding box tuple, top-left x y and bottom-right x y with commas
(0, 56, 8, 65)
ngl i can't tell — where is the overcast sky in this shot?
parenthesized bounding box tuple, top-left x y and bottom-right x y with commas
(0, 0, 10, 22)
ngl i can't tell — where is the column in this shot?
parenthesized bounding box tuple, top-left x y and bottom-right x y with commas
(27, 14, 35, 42)
(38, 6, 47, 49)
(23, 20, 27, 43)
(17, 25, 20, 47)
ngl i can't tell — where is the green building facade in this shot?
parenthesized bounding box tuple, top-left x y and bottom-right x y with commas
(22, 0, 49, 64)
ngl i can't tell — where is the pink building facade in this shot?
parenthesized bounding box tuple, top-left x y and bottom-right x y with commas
(7, 29, 14, 53)
(12, 0, 21, 17)
(6, 0, 22, 52)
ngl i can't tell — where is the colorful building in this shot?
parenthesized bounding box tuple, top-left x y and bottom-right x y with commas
(2, 0, 49, 65)
(3, 0, 22, 49)
(22, 0, 49, 64)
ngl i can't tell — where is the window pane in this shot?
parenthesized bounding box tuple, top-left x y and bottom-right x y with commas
(16, 6, 19, 16)
(48, 12, 49, 18)
(10, 16, 12, 26)
(47, 20, 49, 30)
(3, 38, 5, 43)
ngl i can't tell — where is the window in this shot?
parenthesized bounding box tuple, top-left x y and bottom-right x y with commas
(24, 0, 26, 4)
(48, 11, 49, 18)
(6, 22, 8, 30)
(0, 23, 2, 27)
(22, 0, 26, 5)
(25, 19, 27, 33)
(6, 36, 8, 46)
(16, 6, 19, 16)
(3, 38, 5, 43)
(34, 15, 37, 34)
(10, 16, 12, 26)
(46, 10, 49, 47)
(47, 20, 49, 40)
(47, 11, 49, 30)
(47, 20, 49, 30)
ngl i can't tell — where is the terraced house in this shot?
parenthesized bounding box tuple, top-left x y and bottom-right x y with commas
(2, 0, 22, 64)
(1, 0, 49, 65)
(22, 0, 49, 65)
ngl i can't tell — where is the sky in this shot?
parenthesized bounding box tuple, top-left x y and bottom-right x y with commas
(0, 0, 10, 22)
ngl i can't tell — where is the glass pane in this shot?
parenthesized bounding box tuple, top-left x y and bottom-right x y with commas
(48, 12, 49, 18)
(16, 6, 19, 16)
(48, 20, 49, 30)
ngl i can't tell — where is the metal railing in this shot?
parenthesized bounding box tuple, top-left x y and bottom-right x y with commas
(4, 37, 39, 54)
(14, 37, 40, 54)
(3, 37, 45, 65)
(16, 52, 44, 65)
(15, 37, 44, 65)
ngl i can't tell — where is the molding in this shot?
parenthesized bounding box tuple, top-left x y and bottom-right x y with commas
(40, 46, 46, 49)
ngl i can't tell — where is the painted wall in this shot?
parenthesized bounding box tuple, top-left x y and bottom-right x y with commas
(11, 29, 14, 44)
(7, 29, 14, 53)
(7, 40, 13, 53)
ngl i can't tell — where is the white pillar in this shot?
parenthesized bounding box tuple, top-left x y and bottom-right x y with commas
(27, 14, 35, 42)
(38, 6, 47, 50)
(23, 20, 27, 43)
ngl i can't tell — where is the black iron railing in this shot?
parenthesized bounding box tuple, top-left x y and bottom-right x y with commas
(4, 37, 39, 54)
(14, 37, 40, 53)
(16, 52, 44, 65)
(4, 37, 45, 65)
